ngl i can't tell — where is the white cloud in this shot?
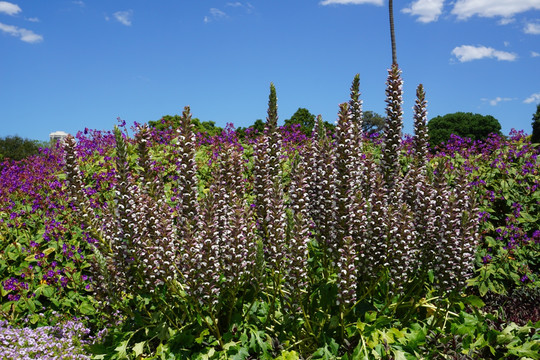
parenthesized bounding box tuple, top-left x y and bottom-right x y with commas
(26, 17, 39, 22)
(72, 0, 85, 6)
(483, 96, 514, 106)
(226, 1, 255, 13)
(498, 17, 515, 25)
(0, 21, 43, 43)
(524, 93, 540, 103)
(532, 51, 540, 57)
(0, 1, 21, 16)
(451, 45, 517, 62)
(524, 22, 540, 34)
(210, 8, 227, 18)
(451, 0, 540, 20)
(113, 10, 133, 26)
(204, 8, 228, 23)
(320, 0, 383, 5)
(402, 0, 444, 23)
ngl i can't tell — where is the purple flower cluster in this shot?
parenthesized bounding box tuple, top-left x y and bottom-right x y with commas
(0, 319, 92, 359)
(2, 277, 29, 301)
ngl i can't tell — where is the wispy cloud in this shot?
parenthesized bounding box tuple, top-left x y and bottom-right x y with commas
(26, 17, 39, 22)
(531, 51, 540, 57)
(524, 93, 540, 104)
(319, 0, 383, 5)
(204, 8, 228, 23)
(451, 45, 517, 62)
(0, 1, 21, 16)
(226, 1, 254, 13)
(524, 22, 540, 34)
(72, 0, 85, 7)
(0, 21, 43, 43)
(402, 0, 444, 23)
(482, 96, 514, 106)
(451, 0, 540, 21)
(498, 17, 515, 25)
(113, 10, 133, 26)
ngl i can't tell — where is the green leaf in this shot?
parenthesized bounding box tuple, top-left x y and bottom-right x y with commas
(133, 341, 146, 357)
(519, 212, 536, 223)
(506, 341, 540, 359)
(115, 339, 129, 359)
(462, 295, 485, 308)
(274, 350, 300, 360)
(231, 347, 250, 360)
(392, 349, 408, 360)
(26, 299, 36, 312)
(79, 301, 96, 315)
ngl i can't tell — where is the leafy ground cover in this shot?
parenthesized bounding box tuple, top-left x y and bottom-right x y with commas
(1, 67, 539, 359)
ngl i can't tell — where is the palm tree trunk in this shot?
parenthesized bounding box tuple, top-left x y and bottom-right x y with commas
(389, 0, 397, 65)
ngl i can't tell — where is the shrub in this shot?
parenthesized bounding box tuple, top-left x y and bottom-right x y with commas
(428, 112, 502, 147)
(0, 135, 44, 162)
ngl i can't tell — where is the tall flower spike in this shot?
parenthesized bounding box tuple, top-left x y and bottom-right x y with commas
(334, 102, 358, 253)
(253, 83, 281, 228)
(413, 84, 429, 167)
(284, 154, 310, 311)
(252, 83, 287, 270)
(381, 64, 404, 191)
(174, 106, 200, 236)
(336, 236, 358, 306)
(63, 135, 103, 243)
(349, 74, 364, 143)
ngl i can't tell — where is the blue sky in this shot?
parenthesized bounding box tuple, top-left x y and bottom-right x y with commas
(1, 0, 539, 141)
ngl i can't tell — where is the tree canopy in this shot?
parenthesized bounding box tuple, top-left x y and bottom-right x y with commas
(284, 108, 336, 136)
(362, 111, 385, 135)
(284, 108, 316, 136)
(148, 115, 223, 137)
(427, 112, 502, 147)
(531, 104, 540, 144)
(0, 135, 44, 162)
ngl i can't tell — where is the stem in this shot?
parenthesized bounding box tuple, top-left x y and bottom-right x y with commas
(339, 306, 345, 343)
(209, 312, 225, 349)
(347, 273, 385, 316)
(300, 304, 316, 339)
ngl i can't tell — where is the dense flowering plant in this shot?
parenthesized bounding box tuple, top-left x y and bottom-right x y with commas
(0, 66, 538, 359)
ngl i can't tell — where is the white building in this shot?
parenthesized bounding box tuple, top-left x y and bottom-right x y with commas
(49, 131, 69, 143)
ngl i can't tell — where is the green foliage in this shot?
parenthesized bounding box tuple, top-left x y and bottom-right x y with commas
(284, 108, 316, 136)
(283, 108, 336, 137)
(2, 75, 540, 359)
(531, 103, 540, 144)
(0, 135, 44, 162)
(362, 111, 385, 134)
(461, 137, 539, 296)
(427, 112, 502, 147)
(148, 115, 223, 136)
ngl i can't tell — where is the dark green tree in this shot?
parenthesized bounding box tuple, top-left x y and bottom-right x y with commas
(362, 111, 385, 134)
(251, 119, 266, 134)
(284, 108, 316, 136)
(148, 115, 222, 136)
(0, 135, 43, 162)
(427, 112, 502, 147)
(531, 104, 540, 144)
(283, 107, 337, 136)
